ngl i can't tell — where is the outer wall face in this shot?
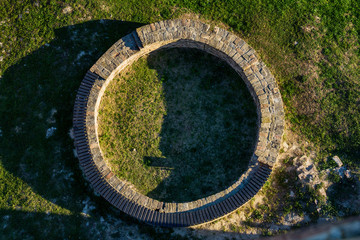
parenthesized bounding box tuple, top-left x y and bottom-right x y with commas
(73, 19, 285, 227)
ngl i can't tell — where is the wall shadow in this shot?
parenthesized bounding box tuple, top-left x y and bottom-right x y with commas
(0, 207, 264, 240)
(139, 47, 258, 202)
(0, 20, 143, 213)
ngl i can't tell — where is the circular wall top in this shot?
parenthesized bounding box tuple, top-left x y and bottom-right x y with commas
(73, 19, 284, 227)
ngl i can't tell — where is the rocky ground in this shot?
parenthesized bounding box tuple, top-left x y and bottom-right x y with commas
(185, 128, 360, 239)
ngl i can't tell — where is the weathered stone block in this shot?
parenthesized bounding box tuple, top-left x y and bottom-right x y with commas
(159, 20, 165, 29)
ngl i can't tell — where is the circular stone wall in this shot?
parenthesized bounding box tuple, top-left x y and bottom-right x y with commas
(73, 19, 285, 227)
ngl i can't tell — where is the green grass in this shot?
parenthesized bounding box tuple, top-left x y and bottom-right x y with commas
(98, 48, 257, 202)
(0, 0, 359, 238)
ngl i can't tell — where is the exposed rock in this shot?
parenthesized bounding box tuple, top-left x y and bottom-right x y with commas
(75, 51, 86, 62)
(68, 128, 74, 139)
(62, 6, 73, 14)
(344, 170, 351, 179)
(283, 212, 310, 226)
(289, 191, 295, 198)
(333, 166, 346, 178)
(282, 141, 289, 152)
(316, 206, 321, 213)
(46, 127, 56, 138)
(332, 156, 343, 167)
(81, 197, 96, 217)
(294, 155, 329, 200)
(295, 156, 318, 185)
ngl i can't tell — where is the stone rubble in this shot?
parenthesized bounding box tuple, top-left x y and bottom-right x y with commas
(283, 212, 311, 226)
(332, 155, 343, 167)
(46, 127, 56, 138)
(62, 6, 73, 14)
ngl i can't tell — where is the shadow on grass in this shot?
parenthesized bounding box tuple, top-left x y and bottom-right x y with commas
(0, 20, 142, 212)
(140, 48, 258, 202)
(0, 207, 265, 240)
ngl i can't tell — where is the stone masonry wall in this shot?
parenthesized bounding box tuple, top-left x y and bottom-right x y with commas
(73, 19, 285, 227)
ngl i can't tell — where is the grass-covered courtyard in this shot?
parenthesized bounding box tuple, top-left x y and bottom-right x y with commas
(98, 48, 257, 202)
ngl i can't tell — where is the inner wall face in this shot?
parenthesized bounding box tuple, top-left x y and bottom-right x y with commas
(97, 47, 258, 202)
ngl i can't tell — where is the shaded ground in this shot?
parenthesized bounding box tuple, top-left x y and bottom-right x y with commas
(98, 48, 258, 202)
